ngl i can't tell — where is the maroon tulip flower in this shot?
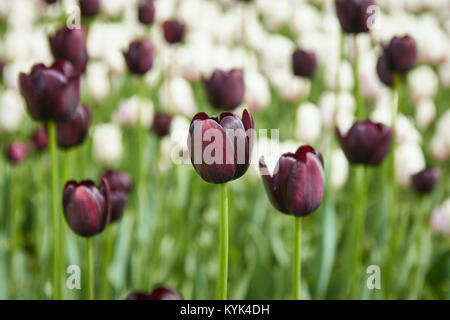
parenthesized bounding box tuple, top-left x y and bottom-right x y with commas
(79, 0, 100, 17)
(101, 170, 133, 222)
(151, 113, 172, 138)
(31, 128, 49, 150)
(49, 27, 89, 75)
(63, 178, 111, 237)
(56, 105, 91, 149)
(138, 0, 155, 25)
(43, 0, 58, 4)
(384, 36, 417, 74)
(5, 142, 32, 164)
(292, 49, 317, 78)
(188, 109, 254, 184)
(259, 146, 325, 217)
(376, 53, 394, 87)
(126, 287, 182, 300)
(204, 69, 245, 111)
(123, 39, 154, 75)
(19, 61, 81, 123)
(335, 0, 376, 34)
(337, 120, 393, 165)
(411, 168, 440, 194)
(162, 20, 186, 44)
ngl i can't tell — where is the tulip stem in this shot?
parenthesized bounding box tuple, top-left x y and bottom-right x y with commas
(48, 121, 62, 300)
(353, 35, 364, 119)
(86, 238, 93, 300)
(293, 217, 302, 300)
(218, 183, 229, 300)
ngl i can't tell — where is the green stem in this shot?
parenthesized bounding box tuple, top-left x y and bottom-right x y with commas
(353, 35, 364, 119)
(100, 226, 114, 299)
(218, 183, 229, 300)
(293, 217, 302, 300)
(86, 238, 93, 300)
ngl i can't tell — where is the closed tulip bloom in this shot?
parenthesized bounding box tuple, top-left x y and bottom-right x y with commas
(292, 49, 317, 78)
(49, 27, 89, 75)
(101, 170, 132, 222)
(19, 61, 81, 123)
(57, 105, 91, 149)
(337, 120, 393, 165)
(188, 109, 254, 184)
(79, 0, 101, 17)
(376, 53, 394, 87)
(204, 69, 245, 111)
(5, 142, 32, 164)
(44, 0, 58, 4)
(138, 0, 155, 25)
(259, 145, 325, 217)
(152, 113, 172, 138)
(335, 0, 376, 34)
(162, 20, 186, 44)
(411, 168, 440, 194)
(63, 178, 111, 237)
(127, 287, 182, 300)
(123, 40, 154, 75)
(384, 36, 417, 74)
(31, 128, 49, 151)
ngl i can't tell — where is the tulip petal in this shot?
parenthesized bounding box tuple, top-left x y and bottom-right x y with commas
(259, 156, 288, 214)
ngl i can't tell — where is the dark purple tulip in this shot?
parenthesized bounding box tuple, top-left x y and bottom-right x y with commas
(335, 0, 376, 34)
(138, 0, 155, 25)
(49, 27, 88, 75)
(151, 113, 172, 138)
(384, 36, 417, 74)
(123, 39, 154, 75)
(126, 287, 182, 300)
(31, 128, 49, 151)
(204, 69, 245, 111)
(411, 168, 440, 194)
(57, 105, 91, 149)
(79, 0, 100, 17)
(0, 60, 5, 78)
(337, 120, 393, 165)
(101, 170, 133, 222)
(292, 49, 317, 78)
(43, 0, 58, 4)
(259, 146, 325, 217)
(63, 178, 111, 237)
(376, 53, 394, 87)
(5, 143, 32, 164)
(19, 61, 80, 123)
(162, 20, 186, 44)
(188, 109, 254, 184)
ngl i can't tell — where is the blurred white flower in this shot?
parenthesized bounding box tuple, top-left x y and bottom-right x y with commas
(256, 0, 292, 31)
(270, 69, 310, 103)
(431, 199, 450, 236)
(395, 142, 425, 187)
(159, 115, 191, 171)
(415, 99, 436, 130)
(325, 60, 354, 92)
(330, 148, 349, 190)
(438, 59, 450, 88)
(112, 95, 154, 128)
(259, 35, 293, 72)
(430, 135, 449, 162)
(295, 102, 322, 144)
(244, 71, 271, 111)
(335, 92, 356, 134)
(318, 92, 336, 130)
(92, 124, 123, 165)
(85, 62, 110, 101)
(101, 0, 130, 17)
(360, 51, 383, 99)
(395, 115, 422, 145)
(0, 89, 25, 132)
(408, 66, 438, 103)
(292, 3, 320, 37)
(158, 77, 197, 116)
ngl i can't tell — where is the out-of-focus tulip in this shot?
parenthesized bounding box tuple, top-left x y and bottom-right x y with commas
(330, 148, 349, 190)
(79, 0, 100, 17)
(384, 36, 417, 75)
(162, 20, 186, 44)
(295, 102, 322, 144)
(19, 61, 80, 123)
(92, 124, 123, 165)
(415, 99, 436, 130)
(334, 0, 376, 34)
(113, 95, 154, 128)
(57, 105, 91, 149)
(123, 40, 154, 75)
(158, 76, 197, 116)
(408, 66, 438, 103)
(411, 168, 440, 194)
(259, 145, 324, 217)
(5, 142, 32, 164)
(44, 0, 58, 4)
(376, 53, 394, 87)
(86, 61, 110, 101)
(63, 178, 111, 237)
(138, 0, 155, 25)
(0, 89, 25, 132)
(49, 27, 88, 75)
(152, 113, 172, 138)
(337, 120, 393, 165)
(126, 287, 182, 300)
(188, 109, 254, 184)
(270, 69, 311, 103)
(204, 69, 245, 111)
(431, 199, 450, 236)
(31, 128, 49, 150)
(395, 142, 425, 187)
(292, 49, 317, 78)
(101, 170, 132, 222)
(244, 71, 270, 111)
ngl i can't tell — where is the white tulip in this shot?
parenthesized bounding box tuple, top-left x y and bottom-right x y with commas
(330, 148, 349, 190)
(158, 77, 197, 117)
(0, 90, 25, 132)
(431, 199, 450, 236)
(408, 66, 438, 102)
(395, 142, 425, 187)
(295, 102, 322, 144)
(395, 114, 422, 145)
(85, 62, 110, 101)
(415, 99, 436, 130)
(430, 135, 449, 162)
(438, 59, 450, 88)
(244, 71, 271, 111)
(270, 69, 310, 103)
(92, 124, 124, 165)
(112, 95, 154, 128)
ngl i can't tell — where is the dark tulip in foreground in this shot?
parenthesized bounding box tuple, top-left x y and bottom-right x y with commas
(19, 61, 80, 123)
(127, 287, 182, 300)
(49, 27, 89, 75)
(259, 146, 325, 217)
(384, 36, 417, 74)
(411, 168, 440, 194)
(337, 120, 393, 165)
(292, 49, 317, 78)
(204, 69, 245, 111)
(79, 0, 101, 17)
(138, 0, 155, 25)
(188, 109, 254, 184)
(335, 0, 376, 34)
(63, 178, 111, 237)
(162, 20, 186, 44)
(56, 105, 91, 149)
(151, 113, 172, 138)
(123, 39, 154, 75)
(101, 170, 133, 222)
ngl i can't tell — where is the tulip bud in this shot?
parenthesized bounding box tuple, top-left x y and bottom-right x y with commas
(138, 0, 155, 25)
(259, 145, 325, 217)
(123, 40, 154, 75)
(57, 105, 91, 149)
(384, 36, 417, 75)
(334, 0, 376, 34)
(49, 27, 89, 75)
(44, 0, 58, 4)
(337, 120, 393, 165)
(151, 113, 172, 138)
(204, 69, 245, 111)
(126, 287, 182, 300)
(188, 109, 254, 184)
(63, 178, 111, 237)
(292, 49, 317, 78)
(19, 61, 81, 123)
(411, 168, 439, 194)
(5, 142, 32, 164)
(79, 0, 100, 17)
(31, 128, 49, 151)
(101, 170, 132, 222)
(162, 20, 186, 44)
